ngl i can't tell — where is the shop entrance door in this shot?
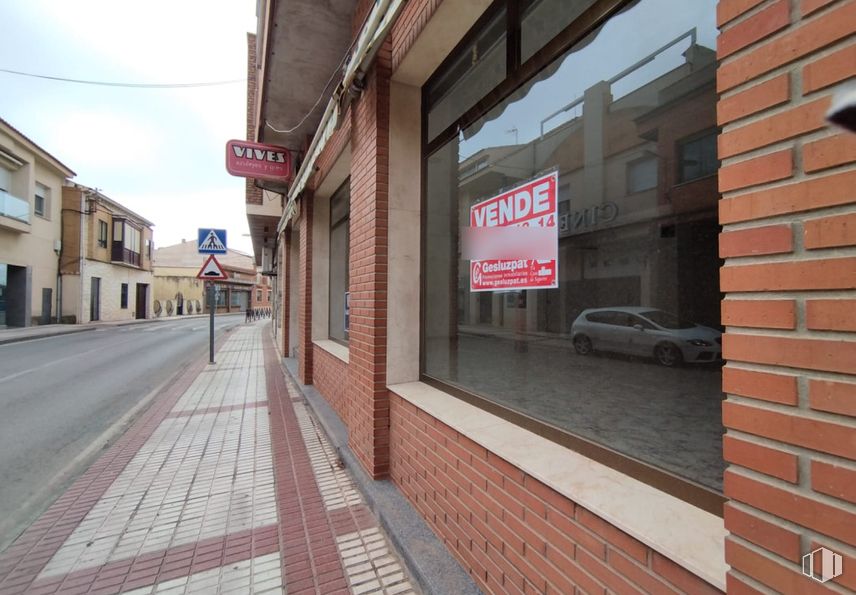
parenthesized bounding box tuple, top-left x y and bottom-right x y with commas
(135, 283, 148, 319)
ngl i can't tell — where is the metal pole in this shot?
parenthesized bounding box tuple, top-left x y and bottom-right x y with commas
(208, 282, 215, 364)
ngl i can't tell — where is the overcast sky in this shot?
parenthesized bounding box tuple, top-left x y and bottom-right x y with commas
(0, 0, 257, 255)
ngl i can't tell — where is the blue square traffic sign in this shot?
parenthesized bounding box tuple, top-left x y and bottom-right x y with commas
(198, 228, 227, 254)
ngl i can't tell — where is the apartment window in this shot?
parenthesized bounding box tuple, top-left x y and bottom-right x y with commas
(98, 220, 108, 248)
(257, 289, 262, 302)
(678, 130, 718, 183)
(111, 219, 141, 266)
(329, 180, 350, 343)
(423, 0, 722, 512)
(120, 283, 128, 309)
(145, 239, 152, 260)
(34, 183, 49, 219)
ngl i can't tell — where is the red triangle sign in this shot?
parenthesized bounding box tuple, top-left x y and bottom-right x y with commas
(197, 255, 228, 280)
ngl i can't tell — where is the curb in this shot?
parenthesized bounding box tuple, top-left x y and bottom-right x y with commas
(279, 357, 483, 595)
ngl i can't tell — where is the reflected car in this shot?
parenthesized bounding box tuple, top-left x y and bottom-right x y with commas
(570, 307, 722, 366)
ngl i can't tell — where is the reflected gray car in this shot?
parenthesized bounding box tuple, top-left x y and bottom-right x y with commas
(571, 307, 722, 366)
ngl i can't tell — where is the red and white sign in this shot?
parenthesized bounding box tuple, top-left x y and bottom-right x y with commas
(225, 140, 292, 181)
(469, 171, 559, 292)
(196, 255, 228, 280)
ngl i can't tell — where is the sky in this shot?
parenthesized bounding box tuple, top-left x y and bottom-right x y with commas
(458, 0, 718, 160)
(0, 0, 258, 255)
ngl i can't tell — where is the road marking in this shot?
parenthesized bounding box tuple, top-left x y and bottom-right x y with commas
(0, 337, 140, 383)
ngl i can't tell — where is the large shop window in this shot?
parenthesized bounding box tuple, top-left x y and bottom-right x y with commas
(329, 181, 350, 343)
(423, 0, 723, 506)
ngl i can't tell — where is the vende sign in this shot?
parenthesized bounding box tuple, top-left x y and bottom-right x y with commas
(225, 140, 292, 181)
(470, 171, 559, 292)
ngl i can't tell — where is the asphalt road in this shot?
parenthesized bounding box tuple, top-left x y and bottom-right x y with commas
(0, 314, 247, 552)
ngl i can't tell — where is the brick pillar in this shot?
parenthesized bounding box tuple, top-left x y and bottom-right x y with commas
(717, 1, 856, 592)
(298, 197, 313, 384)
(348, 41, 392, 479)
(281, 228, 291, 357)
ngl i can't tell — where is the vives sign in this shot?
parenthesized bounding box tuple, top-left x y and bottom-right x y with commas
(225, 140, 292, 181)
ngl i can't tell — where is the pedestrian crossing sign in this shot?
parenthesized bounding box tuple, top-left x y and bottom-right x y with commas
(198, 228, 227, 254)
(197, 255, 228, 280)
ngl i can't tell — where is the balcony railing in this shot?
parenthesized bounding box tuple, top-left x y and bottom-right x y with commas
(0, 189, 30, 223)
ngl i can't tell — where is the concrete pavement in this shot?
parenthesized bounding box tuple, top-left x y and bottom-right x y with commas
(0, 322, 418, 595)
(0, 314, 242, 346)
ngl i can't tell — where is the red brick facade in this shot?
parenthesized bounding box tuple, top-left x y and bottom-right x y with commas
(313, 346, 349, 423)
(298, 195, 313, 384)
(347, 39, 392, 479)
(717, 1, 856, 593)
(269, 0, 856, 592)
(246, 33, 263, 206)
(388, 391, 722, 594)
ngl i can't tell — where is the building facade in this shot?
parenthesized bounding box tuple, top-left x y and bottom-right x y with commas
(153, 240, 260, 316)
(60, 183, 155, 323)
(249, 1, 856, 593)
(0, 117, 75, 327)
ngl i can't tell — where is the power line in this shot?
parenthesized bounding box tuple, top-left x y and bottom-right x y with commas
(0, 68, 245, 88)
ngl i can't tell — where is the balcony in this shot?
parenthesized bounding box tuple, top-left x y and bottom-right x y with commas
(0, 189, 31, 232)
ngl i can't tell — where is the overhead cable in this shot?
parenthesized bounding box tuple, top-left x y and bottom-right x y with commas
(0, 68, 245, 88)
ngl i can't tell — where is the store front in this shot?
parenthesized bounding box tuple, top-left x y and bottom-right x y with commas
(255, 0, 856, 592)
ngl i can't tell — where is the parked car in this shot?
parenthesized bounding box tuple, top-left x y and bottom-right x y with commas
(571, 307, 722, 366)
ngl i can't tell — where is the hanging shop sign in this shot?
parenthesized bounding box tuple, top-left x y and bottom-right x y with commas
(225, 140, 292, 181)
(469, 171, 559, 292)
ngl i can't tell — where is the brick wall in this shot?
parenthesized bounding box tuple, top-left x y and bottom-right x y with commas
(311, 116, 352, 193)
(281, 228, 291, 356)
(391, 0, 443, 72)
(246, 33, 263, 206)
(346, 40, 393, 479)
(298, 198, 313, 384)
(717, 0, 856, 592)
(388, 392, 722, 594)
(313, 346, 349, 424)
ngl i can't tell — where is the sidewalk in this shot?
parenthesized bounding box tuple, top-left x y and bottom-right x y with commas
(0, 321, 417, 595)
(0, 313, 242, 346)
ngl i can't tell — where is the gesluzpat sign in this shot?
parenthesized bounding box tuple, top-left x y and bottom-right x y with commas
(469, 171, 559, 292)
(225, 140, 292, 181)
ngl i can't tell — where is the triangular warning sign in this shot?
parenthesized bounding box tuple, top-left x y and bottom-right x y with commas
(200, 229, 226, 252)
(197, 255, 228, 280)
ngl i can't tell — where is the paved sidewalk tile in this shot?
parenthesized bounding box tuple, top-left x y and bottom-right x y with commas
(0, 323, 418, 595)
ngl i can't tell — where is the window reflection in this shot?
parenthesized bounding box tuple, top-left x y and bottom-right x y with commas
(424, 0, 724, 491)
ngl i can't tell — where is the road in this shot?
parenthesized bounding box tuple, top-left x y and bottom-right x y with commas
(0, 314, 247, 552)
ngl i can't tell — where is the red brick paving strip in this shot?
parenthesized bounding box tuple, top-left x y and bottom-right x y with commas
(264, 329, 357, 595)
(26, 525, 279, 594)
(0, 335, 232, 595)
(164, 400, 268, 419)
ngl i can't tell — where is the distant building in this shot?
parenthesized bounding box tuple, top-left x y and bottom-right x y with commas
(0, 117, 75, 327)
(153, 240, 260, 315)
(60, 183, 155, 323)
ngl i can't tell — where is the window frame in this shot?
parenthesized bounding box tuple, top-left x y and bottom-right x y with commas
(419, 0, 724, 515)
(120, 283, 129, 309)
(676, 128, 719, 184)
(111, 219, 142, 266)
(34, 182, 49, 219)
(98, 220, 109, 248)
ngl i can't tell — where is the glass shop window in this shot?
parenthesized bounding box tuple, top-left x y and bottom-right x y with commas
(423, 0, 723, 504)
(329, 181, 350, 343)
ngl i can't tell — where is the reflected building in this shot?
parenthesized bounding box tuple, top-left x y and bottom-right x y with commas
(456, 36, 720, 337)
